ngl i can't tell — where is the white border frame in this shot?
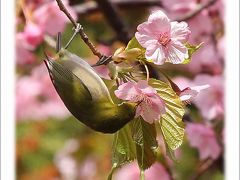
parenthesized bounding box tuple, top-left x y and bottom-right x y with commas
(225, 0, 240, 179)
(1, 0, 239, 179)
(1, 0, 15, 179)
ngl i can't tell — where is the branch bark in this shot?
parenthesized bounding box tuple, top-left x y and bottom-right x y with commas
(94, 0, 131, 44)
(55, 0, 103, 58)
(174, 0, 217, 22)
(72, 0, 161, 15)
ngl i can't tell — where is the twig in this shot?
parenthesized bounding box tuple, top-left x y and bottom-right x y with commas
(174, 0, 217, 22)
(190, 156, 223, 180)
(94, 0, 130, 44)
(141, 61, 149, 82)
(73, 0, 162, 15)
(55, 0, 103, 58)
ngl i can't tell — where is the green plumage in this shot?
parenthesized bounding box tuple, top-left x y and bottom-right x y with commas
(44, 49, 136, 133)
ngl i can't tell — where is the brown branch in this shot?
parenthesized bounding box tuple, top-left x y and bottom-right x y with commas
(94, 0, 130, 44)
(190, 155, 223, 180)
(174, 0, 217, 22)
(72, 0, 162, 15)
(55, 0, 103, 58)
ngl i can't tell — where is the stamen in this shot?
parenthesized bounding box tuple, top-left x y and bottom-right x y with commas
(158, 32, 171, 46)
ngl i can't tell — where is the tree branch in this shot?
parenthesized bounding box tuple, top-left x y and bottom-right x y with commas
(174, 0, 217, 22)
(190, 155, 223, 180)
(94, 0, 131, 44)
(72, 0, 162, 15)
(55, 0, 103, 58)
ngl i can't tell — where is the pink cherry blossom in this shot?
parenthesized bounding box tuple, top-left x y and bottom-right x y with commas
(114, 162, 170, 180)
(162, 3, 212, 43)
(16, 33, 36, 65)
(54, 139, 79, 180)
(97, 44, 112, 56)
(186, 41, 223, 74)
(172, 76, 191, 90)
(179, 85, 210, 103)
(16, 75, 42, 120)
(114, 80, 166, 124)
(33, 0, 77, 36)
(21, 21, 44, 48)
(25, 0, 49, 9)
(145, 162, 171, 180)
(158, 1, 213, 46)
(161, 0, 196, 12)
(192, 74, 224, 121)
(187, 11, 213, 43)
(93, 65, 111, 80)
(16, 65, 69, 121)
(135, 10, 191, 65)
(78, 157, 97, 180)
(201, 0, 225, 20)
(186, 123, 221, 160)
(170, 77, 209, 103)
(92, 44, 112, 79)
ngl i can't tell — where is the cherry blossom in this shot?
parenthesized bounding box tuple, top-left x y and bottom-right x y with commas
(186, 123, 221, 160)
(92, 44, 112, 80)
(21, 21, 44, 48)
(135, 10, 191, 65)
(186, 42, 223, 74)
(192, 74, 224, 121)
(93, 65, 111, 80)
(16, 33, 36, 65)
(16, 65, 69, 121)
(33, 0, 77, 36)
(171, 77, 209, 104)
(179, 85, 210, 103)
(114, 80, 166, 123)
(54, 139, 79, 180)
(161, 0, 196, 12)
(160, 0, 214, 44)
(114, 162, 170, 180)
(16, 75, 42, 120)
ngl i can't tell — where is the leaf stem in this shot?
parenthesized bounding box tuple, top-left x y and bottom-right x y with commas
(140, 170, 145, 180)
(141, 61, 149, 82)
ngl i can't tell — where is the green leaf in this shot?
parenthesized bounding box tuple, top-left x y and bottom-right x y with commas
(149, 79, 185, 151)
(182, 42, 203, 64)
(130, 118, 158, 170)
(164, 141, 178, 162)
(126, 37, 145, 51)
(108, 125, 136, 180)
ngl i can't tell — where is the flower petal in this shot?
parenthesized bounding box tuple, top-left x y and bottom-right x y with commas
(136, 11, 171, 43)
(115, 80, 166, 123)
(166, 41, 188, 64)
(150, 94, 166, 115)
(170, 21, 191, 43)
(138, 103, 159, 124)
(114, 82, 139, 101)
(145, 46, 166, 65)
(148, 11, 171, 34)
(135, 80, 157, 95)
(135, 30, 157, 48)
(137, 94, 166, 123)
(191, 84, 210, 92)
(186, 123, 221, 160)
(180, 89, 198, 101)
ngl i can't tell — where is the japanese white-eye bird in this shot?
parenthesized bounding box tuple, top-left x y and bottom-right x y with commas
(44, 31, 136, 133)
